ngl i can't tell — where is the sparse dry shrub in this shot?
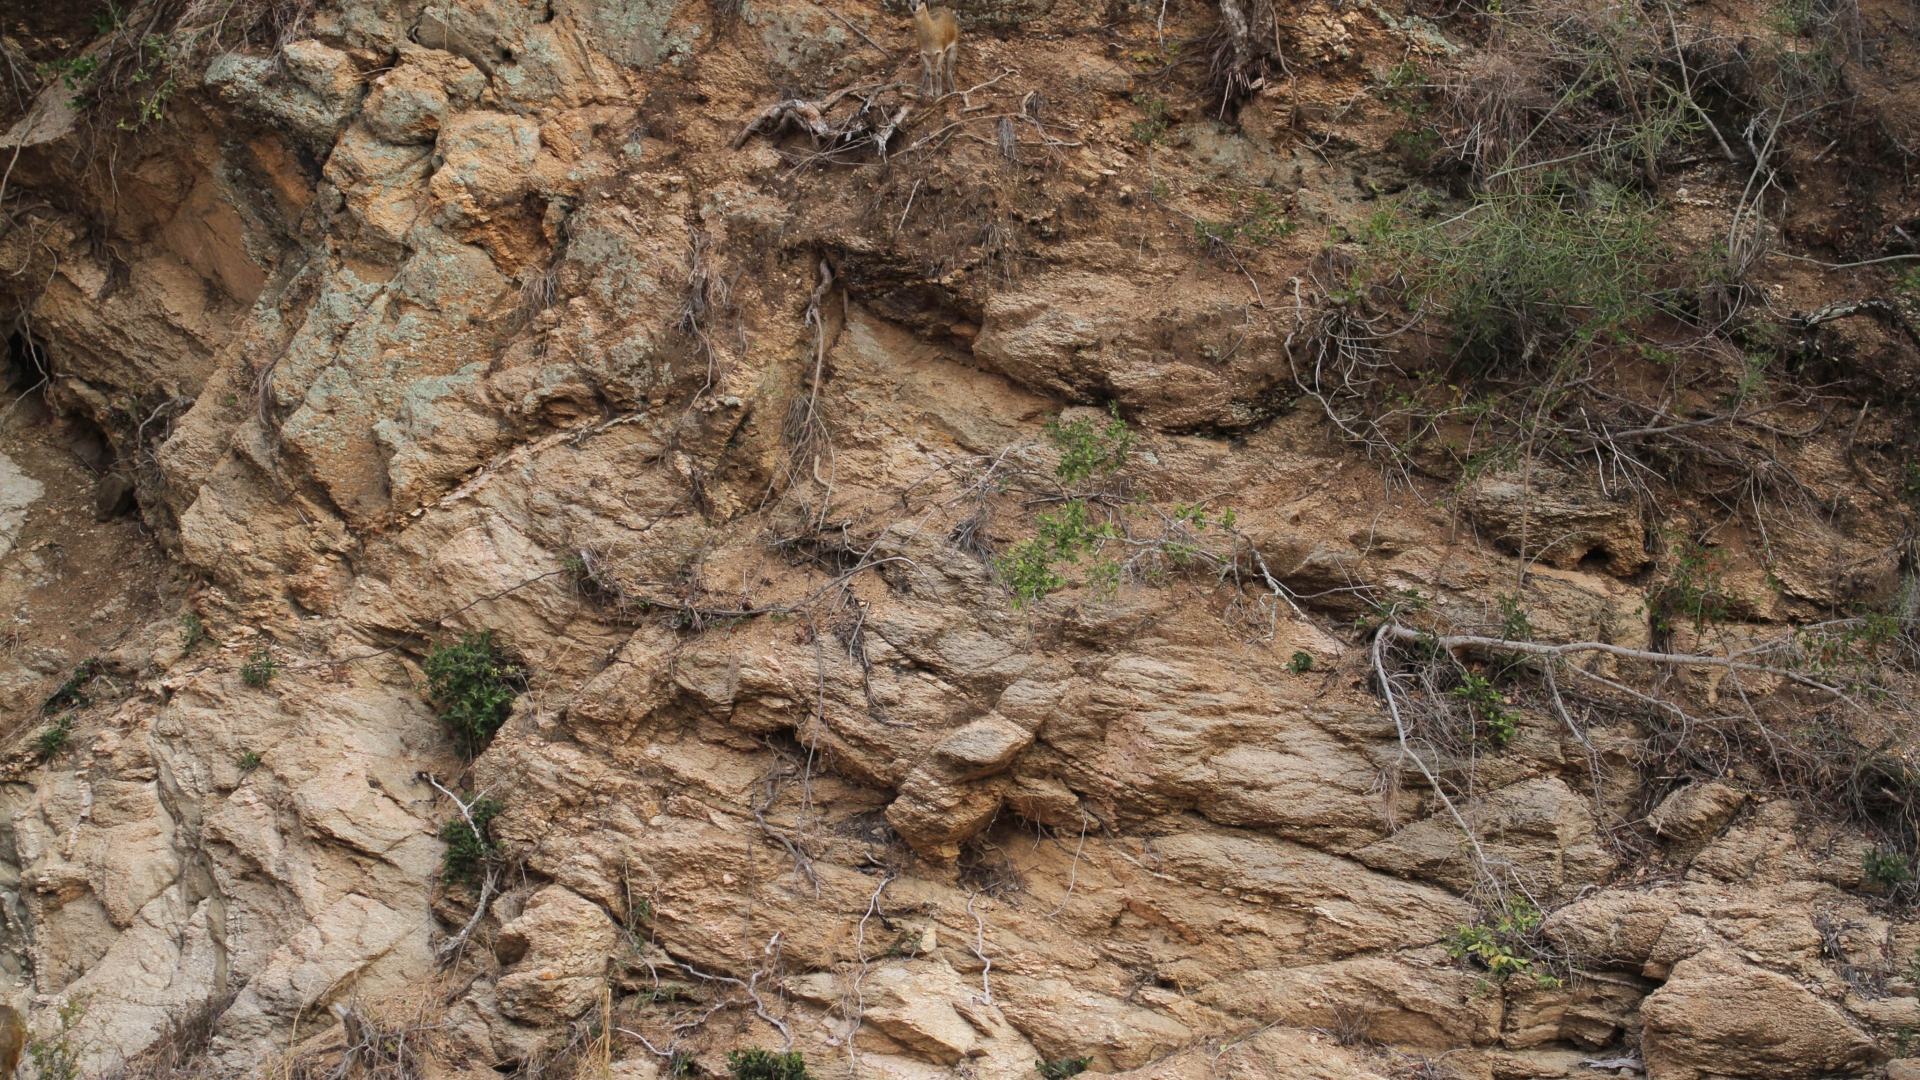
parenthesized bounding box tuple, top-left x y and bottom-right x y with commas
(98, 991, 236, 1080)
(272, 998, 444, 1080)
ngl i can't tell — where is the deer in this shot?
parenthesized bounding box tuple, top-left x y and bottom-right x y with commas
(909, 0, 959, 97)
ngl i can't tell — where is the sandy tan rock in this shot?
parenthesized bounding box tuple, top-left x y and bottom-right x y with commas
(1647, 781, 1747, 844)
(1460, 466, 1648, 575)
(1356, 777, 1616, 893)
(493, 886, 619, 1026)
(1640, 950, 1874, 1080)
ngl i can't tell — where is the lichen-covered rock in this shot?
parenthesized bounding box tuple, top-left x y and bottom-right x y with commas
(361, 49, 485, 145)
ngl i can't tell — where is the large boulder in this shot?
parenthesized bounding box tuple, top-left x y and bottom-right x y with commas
(1641, 950, 1874, 1080)
(493, 886, 619, 1026)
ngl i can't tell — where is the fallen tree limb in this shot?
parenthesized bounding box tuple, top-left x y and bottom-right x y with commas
(1375, 623, 1859, 706)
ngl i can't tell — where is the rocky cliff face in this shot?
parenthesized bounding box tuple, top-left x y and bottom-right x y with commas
(1, 0, 1919, 1077)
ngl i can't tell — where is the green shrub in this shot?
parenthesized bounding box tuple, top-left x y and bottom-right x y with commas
(1047, 408, 1133, 488)
(727, 1049, 809, 1080)
(27, 995, 88, 1080)
(240, 648, 276, 688)
(1368, 183, 1660, 370)
(439, 796, 504, 885)
(1495, 593, 1533, 640)
(35, 715, 73, 762)
(1864, 847, 1913, 888)
(1449, 672, 1519, 747)
(424, 632, 526, 757)
(1289, 651, 1315, 674)
(999, 499, 1123, 609)
(181, 612, 207, 650)
(1129, 94, 1170, 144)
(1194, 192, 1296, 252)
(41, 659, 99, 715)
(1446, 899, 1557, 986)
(237, 749, 262, 772)
(1036, 1058, 1092, 1080)
(1648, 540, 1729, 637)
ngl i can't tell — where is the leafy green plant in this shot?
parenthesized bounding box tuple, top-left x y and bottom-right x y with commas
(1047, 408, 1134, 488)
(41, 659, 99, 715)
(727, 1049, 809, 1080)
(1378, 59, 1426, 112)
(439, 796, 504, 885)
(44, 55, 100, 93)
(1495, 593, 1533, 640)
(237, 749, 262, 772)
(1367, 183, 1660, 371)
(1649, 540, 1729, 637)
(1194, 192, 1296, 252)
(1449, 672, 1519, 747)
(1792, 611, 1912, 684)
(998, 412, 1242, 608)
(181, 612, 207, 650)
(1386, 128, 1441, 171)
(1766, 0, 1816, 34)
(91, 2, 127, 34)
(240, 648, 276, 688)
(1446, 899, 1557, 986)
(35, 714, 73, 762)
(1864, 847, 1913, 888)
(1000, 499, 1118, 608)
(27, 994, 88, 1080)
(1129, 93, 1171, 144)
(1289, 651, 1315, 674)
(424, 632, 526, 757)
(1036, 1057, 1091, 1080)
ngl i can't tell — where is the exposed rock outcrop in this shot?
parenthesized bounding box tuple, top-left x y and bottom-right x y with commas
(0, 0, 1915, 1075)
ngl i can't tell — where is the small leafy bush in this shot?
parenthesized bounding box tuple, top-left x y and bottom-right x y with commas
(41, 659, 100, 715)
(1368, 183, 1660, 371)
(1129, 93, 1171, 144)
(1036, 1057, 1091, 1080)
(1495, 593, 1533, 640)
(1450, 672, 1519, 747)
(439, 796, 504, 884)
(181, 612, 207, 650)
(1648, 540, 1729, 637)
(424, 632, 526, 757)
(1289, 651, 1315, 674)
(1864, 847, 1913, 888)
(1047, 408, 1134, 488)
(240, 648, 276, 688)
(1446, 899, 1557, 986)
(35, 714, 73, 762)
(1000, 499, 1122, 609)
(727, 1049, 810, 1080)
(1194, 192, 1296, 252)
(27, 994, 88, 1080)
(237, 749, 262, 772)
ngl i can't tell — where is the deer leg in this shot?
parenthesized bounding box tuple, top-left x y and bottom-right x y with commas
(943, 45, 956, 95)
